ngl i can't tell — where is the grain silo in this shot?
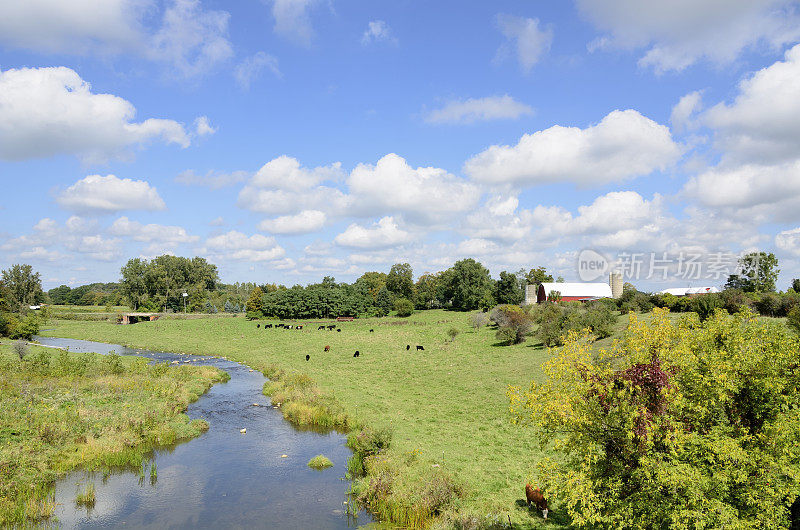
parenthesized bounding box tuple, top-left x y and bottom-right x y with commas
(609, 272, 623, 299)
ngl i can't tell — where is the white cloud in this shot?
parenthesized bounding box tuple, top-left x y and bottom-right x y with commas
(109, 216, 199, 244)
(257, 210, 326, 234)
(776, 227, 800, 255)
(683, 160, 800, 222)
(670, 90, 704, 133)
(456, 238, 500, 256)
(704, 44, 800, 164)
(18, 247, 64, 262)
(234, 51, 281, 89)
(64, 235, 122, 261)
(334, 216, 413, 249)
(150, 0, 233, 78)
(0, 0, 233, 79)
(577, 0, 800, 73)
(0, 67, 189, 162)
(495, 14, 553, 72)
(424, 95, 533, 124)
(271, 0, 320, 46)
(464, 109, 682, 187)
(57, 175, 167, 213)
(361, 20, 397, 46)
(193, 116, 216, 136)
(348, 153, 481, 222)
(251, 156, 344, 189)
(461, 195, 535, 242)
(175, 169, 249, 189)
(205, 230, 286, 261)
(209, 216, 225, 226)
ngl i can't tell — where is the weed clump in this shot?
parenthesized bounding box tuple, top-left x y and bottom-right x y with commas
(307, 455, 333, 470)
(75, 483, 95, 508)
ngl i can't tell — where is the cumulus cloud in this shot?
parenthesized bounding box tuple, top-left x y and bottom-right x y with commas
(234, 51, 281, 89)
(704, 44, 800, 164)
(0, 67, 189, 162)
(464, 109, 682, 187)
(461, 195, 536, 242)
(64, 235, 122, 261)
(334, 216, 413, 249)
(175, 169, 249, 189)
(257, 210, 326, 234)
(57, 175, 167, 213)
(683, 160, 800, 222)
(251, 156, 344, 189)
(271, 0, 320, 46)
(193, 116, 216, 136)
(361, 20, 397, 46)
(109, 216, 199, 245)
(348, 153, 481, 222)
(670, 90, 704, 133)
(0, 0, 233, 78)
(578, 0, 800, 73)
(776, 227, 800, 255)
(424, 95, 533, 124)
(495, 14, 553, 72)
(205, 230, 286, 261)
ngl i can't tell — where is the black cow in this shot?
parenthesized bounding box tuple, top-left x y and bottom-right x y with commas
(337, 329, 341, 332)
(306, 354, 310, 361)
(406, 345, 410, 351)
(265, 324, 272, 328)
(327, 325, 336, 330)
(257, 324, 260, 328)
(416, 345, 424, 351)
(318, 325, 325, 330)
(297, 325, 303, 330)
(353, 351, 360, 358)
(369, 329, 374, 332)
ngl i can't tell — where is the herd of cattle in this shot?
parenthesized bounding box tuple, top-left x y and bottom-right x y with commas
(254, 322, 425, 362)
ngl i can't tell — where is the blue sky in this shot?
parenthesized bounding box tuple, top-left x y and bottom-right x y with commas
(1, 0, 800, 291)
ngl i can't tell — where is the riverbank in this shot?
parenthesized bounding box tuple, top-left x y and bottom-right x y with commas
(0, 340, 227, 526)
(42, 309, 558, 528)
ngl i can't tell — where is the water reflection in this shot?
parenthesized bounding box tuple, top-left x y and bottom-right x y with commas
(35, 336, 371, 529)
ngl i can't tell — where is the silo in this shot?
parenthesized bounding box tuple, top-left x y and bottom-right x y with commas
(609, 272, 623, 299)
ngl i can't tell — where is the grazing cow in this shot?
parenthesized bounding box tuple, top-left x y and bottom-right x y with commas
(318, 325, 325, 330)
(353, 351, 359, 358)
(525, 485, 549, 519)
(324, 345, 330, 352)
(257, 324, 260, 328)
(327, 325, 336, 330)
(416, 345, 424, 351)
(297, 325, 303, 330)
(369, 329, 374, 332)
(306, 354, 310, 361)
(337, 329, 341, 332)
(406, 345, 410, 351)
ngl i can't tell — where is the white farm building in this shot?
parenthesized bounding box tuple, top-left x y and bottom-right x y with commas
(658, 287, 720, 296)
(525, 282, 613, 304)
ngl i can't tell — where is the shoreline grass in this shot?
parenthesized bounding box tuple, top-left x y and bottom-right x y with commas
(0, 341, 227, 526)
(307, 455, 334, 470)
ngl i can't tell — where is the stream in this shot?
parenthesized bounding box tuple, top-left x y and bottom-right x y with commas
(34, 336, 372, 529)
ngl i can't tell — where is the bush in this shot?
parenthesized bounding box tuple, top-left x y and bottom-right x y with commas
(393, 298, 414, 317)
(307, 454, 333, 470)
(468, 311, 488, 329)
(491, 305, 533, 345)
(691, 293, 721, 321)
(7, 313, 40, 340)
(789, 307, 800, 334)
(13, 340, 28, 361)
(532, 302, 618, 346)
(447, 327, 459, 341)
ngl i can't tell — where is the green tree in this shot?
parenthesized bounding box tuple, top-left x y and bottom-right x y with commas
(386, 263, 414, 300)
(725, 251, 780, 292)
(48, 285, 72, 305)
(791, 278, 800, 293)
(495, 270, 524, 305)
(509, 309, 800, 528)
(375, 286, 393, 316)
(393, 297, 414, 317)
(1, 264, 44, 312)
(414, 272, 441, 309)
(525, 266, 554, 287)
(440, 259, 495, 311)
(246, 286, 264, 317)
(354, 271, 387, 303)
(120, 255, 219, 311)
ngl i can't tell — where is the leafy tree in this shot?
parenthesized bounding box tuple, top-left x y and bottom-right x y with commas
(375, 286, 393, 316)
(495, 270, 524, 305)
(414, 273, 441, 309)
(525, 266, 554, 287)
(441, 259, 495, 311)
(492, 305, 533, 344)
(246, 287, 264, 317)
(393, 297, 414, 317)
(120, 255, 219, 311)
(354, 271, 387, 303)
(386, 263, 414, 300)
(788, 307, 800, 334)
(725, 251, 780, 292)
(509, 309, 800, 528)
(1, 264, 44, 312)
(48, 285, 72, 305)
(791, 278, 800, 293)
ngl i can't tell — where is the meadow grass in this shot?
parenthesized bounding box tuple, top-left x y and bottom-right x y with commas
(0, 341, 227, 526)
(40, 309, 695, 528)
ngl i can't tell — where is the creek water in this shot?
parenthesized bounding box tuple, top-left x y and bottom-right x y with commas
(34, 336, 372, 529)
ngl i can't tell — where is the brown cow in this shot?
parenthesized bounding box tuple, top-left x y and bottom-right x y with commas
(525, 484, 549, 519)
(324, 345, 330, 352)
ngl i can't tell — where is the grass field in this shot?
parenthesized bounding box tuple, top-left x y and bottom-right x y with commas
(0, 340, 227, 526)
(41, 309, 719, 527)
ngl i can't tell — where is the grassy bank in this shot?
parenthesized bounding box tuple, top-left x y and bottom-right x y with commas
(0, 340, 227, 526)
(42, 310, 557, 527)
